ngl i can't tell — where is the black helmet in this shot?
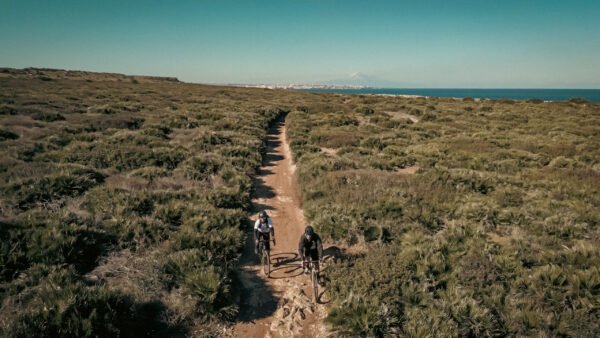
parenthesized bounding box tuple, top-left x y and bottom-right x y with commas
(260, 211, 268, 218)
(305, 225, 314, 236)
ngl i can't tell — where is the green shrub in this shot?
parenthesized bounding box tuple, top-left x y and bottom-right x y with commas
(327, 297, 400, 337)
(129, 166, 170, 180)
(207, 186, 250, 210)
(15, 143, 46, 161)
(163, 249, 237, 320)
(421, 112, 437, 121)
(181, 154, 224, 180)
(31, 112, 65, 122)
(355, 106, 374, 115)
(168, 114, 199, 128)
(0, 129, 19, 141)
(86, 116, 144, 131)
(4, 269, 177, 338)
(5, 165, 105, 209)
(142, 125, 172, 139)
(569, 97, 589, 104)
(0, 212, 114, 281)
(151, 146, 187, 169)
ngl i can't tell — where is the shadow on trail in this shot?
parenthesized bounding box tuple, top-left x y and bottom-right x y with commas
(252, 176, 276, 199)
(262, 119, 285, 168)
(248, 117, 287, 202)
(234, 114, 288, 325)
(269, 252, 303, 279)
(235, 208, 279, 324)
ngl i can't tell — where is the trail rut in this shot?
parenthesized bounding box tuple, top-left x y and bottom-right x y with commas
(231, 116, 328, 338)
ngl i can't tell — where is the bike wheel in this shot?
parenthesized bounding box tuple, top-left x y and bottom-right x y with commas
(262, 250, 270, 276)
(312, 269, 319, 302)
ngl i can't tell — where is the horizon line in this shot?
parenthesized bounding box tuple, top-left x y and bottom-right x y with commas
(2, 66, 599, 90)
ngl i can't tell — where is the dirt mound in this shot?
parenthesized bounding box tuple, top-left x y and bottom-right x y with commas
(269, 285, 315, 336)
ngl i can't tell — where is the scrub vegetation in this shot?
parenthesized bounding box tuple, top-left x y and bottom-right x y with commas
(0, 68, 299, 336)
(286, 94, 600, 336)
(1, 68, 599, 337)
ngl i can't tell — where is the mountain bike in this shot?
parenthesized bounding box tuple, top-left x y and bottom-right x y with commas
(257, 238, 274, 276)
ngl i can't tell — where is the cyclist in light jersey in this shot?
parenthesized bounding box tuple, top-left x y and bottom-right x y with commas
(254, 210, 275, 254)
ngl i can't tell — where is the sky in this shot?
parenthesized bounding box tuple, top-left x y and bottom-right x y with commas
(1, 0, 599, 88)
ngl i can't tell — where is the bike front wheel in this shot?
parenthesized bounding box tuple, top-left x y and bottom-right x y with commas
(262, 250, 270, 276)
(312, 269, 319, 302)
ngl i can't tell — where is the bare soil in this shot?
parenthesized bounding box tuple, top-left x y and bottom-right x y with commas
(383, 110, 420, 123)
(231, 117, 328, 338)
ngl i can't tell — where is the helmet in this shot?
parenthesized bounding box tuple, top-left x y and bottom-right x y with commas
(260, 211, 268, 218)
(304, 225, 314, 236)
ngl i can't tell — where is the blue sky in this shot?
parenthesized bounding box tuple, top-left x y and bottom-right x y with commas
(1, 0, 599, 87)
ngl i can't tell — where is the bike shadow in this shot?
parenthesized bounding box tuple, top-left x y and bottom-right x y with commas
(312, 245, 355, 304)
(269, 252, 303, 279)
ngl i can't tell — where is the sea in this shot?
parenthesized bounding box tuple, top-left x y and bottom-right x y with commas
(297, 88, 600, 102)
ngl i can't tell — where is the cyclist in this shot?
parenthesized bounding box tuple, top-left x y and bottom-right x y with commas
(254, 210, 275, 255)
(298, 225, 323, 274)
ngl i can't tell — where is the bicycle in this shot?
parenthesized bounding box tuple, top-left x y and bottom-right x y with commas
(257, 238, 274, 276)
(305, 259, 322, 302)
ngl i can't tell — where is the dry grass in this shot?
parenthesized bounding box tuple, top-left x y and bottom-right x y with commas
(2, 67, 599, 337)
(383, 110, 420, 123)
(286, 91, 600, 336)
(0, 68, 295, 336)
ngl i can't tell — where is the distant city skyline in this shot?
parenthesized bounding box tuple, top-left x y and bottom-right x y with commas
(1, 0, 599, 88)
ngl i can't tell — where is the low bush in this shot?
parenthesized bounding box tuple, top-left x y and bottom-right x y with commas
(31, 111, 65, 122)
(355, 106, 374, 115)
(2, 268, 180, 338)
(286, 93, 600, 336)
(0, 212, 114, 281)
(4, 165, 105, 210)
(0, 129, 19, 141)
(86, 116, 144, 131)
(163, 249, 237, 320)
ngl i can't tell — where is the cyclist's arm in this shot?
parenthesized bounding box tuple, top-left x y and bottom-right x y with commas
(317, 237, 324, 261)
(253, 220, 259, 240)
(266, 218, 274, 236)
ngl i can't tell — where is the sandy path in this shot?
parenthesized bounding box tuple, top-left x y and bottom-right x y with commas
(231, 116, 327, 338)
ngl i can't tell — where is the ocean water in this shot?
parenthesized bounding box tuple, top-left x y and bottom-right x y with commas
(298, 88, 600, 102)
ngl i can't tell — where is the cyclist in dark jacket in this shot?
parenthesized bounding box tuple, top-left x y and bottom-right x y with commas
(298, 225, 323, 274)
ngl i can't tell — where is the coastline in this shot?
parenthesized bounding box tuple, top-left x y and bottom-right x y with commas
(294, 88, 600, 102)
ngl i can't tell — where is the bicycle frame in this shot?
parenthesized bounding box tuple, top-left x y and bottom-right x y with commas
(257, 238, 274, 276)
(305, 260, 321, 302)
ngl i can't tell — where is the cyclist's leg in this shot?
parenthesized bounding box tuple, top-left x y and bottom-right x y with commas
(310, 250, 320, 271)
(257, 232, 266, 253)
(255, 233, 260, 253)
(301, 247, 309, 273)
(264, 232, 271, 251)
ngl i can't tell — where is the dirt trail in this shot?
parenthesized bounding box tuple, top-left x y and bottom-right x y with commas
(231, 116, 328, 338)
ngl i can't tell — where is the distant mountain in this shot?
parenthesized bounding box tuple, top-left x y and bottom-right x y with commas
(318, 72, 416, 88)
(228, 72, 419, 90)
